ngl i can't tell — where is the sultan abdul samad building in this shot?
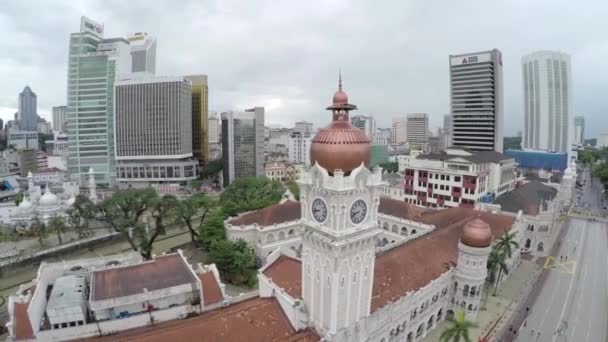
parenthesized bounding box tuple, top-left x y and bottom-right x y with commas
(28, 79, 528, 342)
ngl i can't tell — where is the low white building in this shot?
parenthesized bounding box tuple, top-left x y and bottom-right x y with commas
(7, 130, 39, 150)
(46, 275, 88, 329)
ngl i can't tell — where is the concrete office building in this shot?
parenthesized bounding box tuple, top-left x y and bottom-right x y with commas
(294, 121, 313, 135)
(18, 86, 38, 131)
(66, 16, 132, 187)
(373, 128, 391, 145)
(128, 32, 156, 76)
(406, 113, 429, 152)
(449, 49, 504, 152)
(443, 114, 453, 147)
(186, 75, 209, 165)
(391, 117, 407, 144)
(288, 132, 312, 166)
(208, 112, 220, 144)
(574, 116, 584, 146)
(351, 115, 376, 139)
(522, 51, 573, 153)
(114, 77, 198, 188)
(598, 134, 608, 149)
(221, 108, 265, 186)
(8, 130, 39, 150)
(52, 106, 67, 132)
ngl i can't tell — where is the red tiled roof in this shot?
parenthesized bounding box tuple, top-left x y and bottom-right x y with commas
(91, 253, 197, 301)
(198, 272, 224, 306)
(229, 200, 301, 227)
(263, 255, 302, 299)
(14, 302, 34, 340)
(82, 297, 319, 342)
(371, 208, 515, 312)
(378, 197, 433, 220)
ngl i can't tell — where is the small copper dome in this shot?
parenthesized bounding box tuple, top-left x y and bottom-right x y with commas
(461, 218, 492, 248)
(310, 75, 370, 174)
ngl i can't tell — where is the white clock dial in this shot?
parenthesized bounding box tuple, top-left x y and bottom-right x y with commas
(311, 198, 328, 223)
(350, 199, 368, 224)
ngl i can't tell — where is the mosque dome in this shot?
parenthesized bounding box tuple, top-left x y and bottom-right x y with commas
(19, 196, 33, 211)
(461, 218, 492, 248)
(39, 187, 59, 207)
(310, 74, 370, 174)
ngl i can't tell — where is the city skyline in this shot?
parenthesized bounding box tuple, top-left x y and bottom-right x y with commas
(1, 1, 607, 137)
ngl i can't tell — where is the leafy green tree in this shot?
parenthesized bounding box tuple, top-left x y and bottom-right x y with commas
(14, 193, 23, 206)
(97, 188, 163, 260)
(487, 248, 509, 296)
(30, 217, 48, 248)
(200, 159, 223, 182)
(175, 193, 213, 245)
(286, 181, 300, 200)
(378, 162, 398, 173)
(439, 310, 477, 342)
(495, 231, 519, 258)
(48, 216, 69, 245)
(67, 195, 95, 238)
(198, 209, 226, 251)
(208, 238, 256, 287)
(220, 177, 285, 214)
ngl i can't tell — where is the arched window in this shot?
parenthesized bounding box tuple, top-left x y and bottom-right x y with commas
(463, 284, 469, 297)
(525, 239, 531, 249)
(401, 227, 408, 235)
(288, 229, 295, 237)
(411, 229, 417, 235)
(383, 222, 389, 230)
(392, 224, 398, 233)
(416, 323, 424, 337)
(468, 304, 473, 311)
(278, 231, 286, 240)
(437, 308, 443, 321)
(453, 281, 458, 291)
(470, 286, 476, 297)
(537, 242, 544, 252)
(266, 233, 275, 243)
(446, 310, 455, 320)
(427, 315, 434, 330)
(407, 332, 413, 342)
(460, 301, 466, 308)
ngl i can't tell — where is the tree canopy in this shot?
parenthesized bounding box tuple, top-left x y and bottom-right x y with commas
(208, 238, 257, 287)
(175, 193, 214, 245)
(378, 162, 398, 173)
(220, 177, 285, 215)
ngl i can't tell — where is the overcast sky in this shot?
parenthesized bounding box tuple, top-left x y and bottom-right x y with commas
(1, 0, 607, 137)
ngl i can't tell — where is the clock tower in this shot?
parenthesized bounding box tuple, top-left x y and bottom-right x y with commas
(298, 76, 383, 335)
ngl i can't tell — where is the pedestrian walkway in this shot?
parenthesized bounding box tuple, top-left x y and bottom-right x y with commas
(422, 259, 539, 341)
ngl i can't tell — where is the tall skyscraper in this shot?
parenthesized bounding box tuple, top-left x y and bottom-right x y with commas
(288, 131, 312, 166)
(221, 107, 265, 186)
(128, 32, 156, 76)
(449, 49, 504, 152)
(574, 116, 585, 146)
(186, 75, 209, 165)
(294, 121, 313, 135)
(208, 111, 220, 144)
(350, 115, 376, 139)
(18, 86, 38, 131)
(522, 51, 573, 153)
(66, 16, 132, 186)
(114, 77, 198, 188)
(391, 117, 407, 144)
(406, 113, 430, 151)
(52, 106, 67, 132)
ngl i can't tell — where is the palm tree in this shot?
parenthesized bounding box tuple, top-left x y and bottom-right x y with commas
(487, 248, 509, 296)
(440, 310, 477, 342)
(48, 216, 69, 245)
(495, 231, 519, 258)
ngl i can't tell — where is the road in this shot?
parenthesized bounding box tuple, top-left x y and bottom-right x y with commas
(512, 165, 608, 342)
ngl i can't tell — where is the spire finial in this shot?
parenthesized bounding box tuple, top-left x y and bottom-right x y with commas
(338, 69, 342, 92)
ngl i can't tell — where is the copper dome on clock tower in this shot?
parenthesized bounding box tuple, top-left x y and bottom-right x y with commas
(310, 74, 371, 174)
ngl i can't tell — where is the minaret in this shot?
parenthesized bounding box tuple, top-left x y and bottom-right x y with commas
(27, 171, 34, 196)
(88, 167, 97, 202)
(299, 77, 381, 336)
(453, 218, 492, 321)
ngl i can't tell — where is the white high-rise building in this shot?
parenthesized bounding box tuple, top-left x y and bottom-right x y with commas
(574, 116, 584, 146)
(522, 51, 573, 153)
(288, 132, 311, 166)
(351, 115, 376, 139)
(373, 128, 391, 145)
(128, 32, 156, 77)
(598, 134, 608, 149)
(294, 121, 313, 135)
(208, 111, 220, 144)
(52, 106, 67, 132)
(450, 49, 504, 152)
(391, 117, 407, 144)
(114, 77, 198, 188)
(66, 16, 132, 186)
(406, 113, 429, 151)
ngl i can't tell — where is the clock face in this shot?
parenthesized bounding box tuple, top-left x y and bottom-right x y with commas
(311, 198, 328, 223)
(350, 199, 368, 224)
